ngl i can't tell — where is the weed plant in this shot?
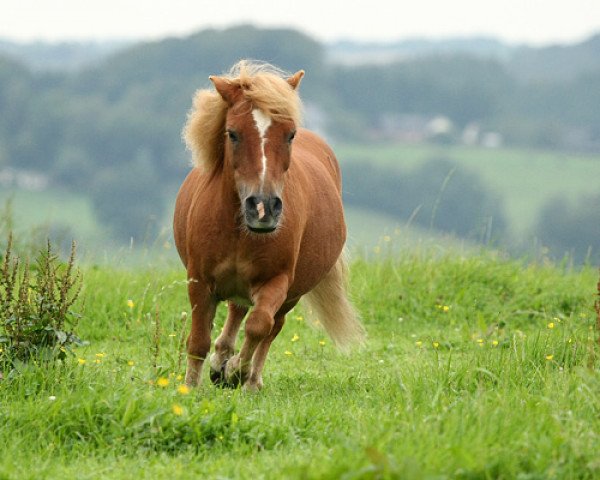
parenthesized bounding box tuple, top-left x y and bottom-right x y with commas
(0, 234, 83, 375)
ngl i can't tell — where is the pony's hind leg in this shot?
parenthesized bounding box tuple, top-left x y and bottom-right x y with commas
(185, 276, 217, 387)
(224, 274, 288, 388)
(209, 302, 247, 386)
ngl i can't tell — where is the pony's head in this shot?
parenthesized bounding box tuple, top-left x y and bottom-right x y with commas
(184, 61, 304, 234)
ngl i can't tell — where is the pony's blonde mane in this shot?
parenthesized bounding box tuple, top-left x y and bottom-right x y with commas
(183, 60, 303, 172)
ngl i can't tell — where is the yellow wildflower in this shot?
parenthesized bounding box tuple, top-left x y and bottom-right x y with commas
(127, 299, 134, 309)
(491, 340, 499, 347)
(156, 377, 169, 387)
(476, 339, 484, 346)
(127, 360, 135, 366)
(545, 354, 554, 361)
(284, 351, 293, 356)
(547, 322, 555, 329)
(415, 341, 423, 348)
(177, 384, 190, 395)
(432, 342, 440, 349)
(319, 340, 326, 346)
(291, 333, 300, 342)
(77, 358, 86, 365)
(172, 404, 184, 416)
(176, 374, 183, 381)
(94, 359, 101, 364)
(95, 353, 105, 358)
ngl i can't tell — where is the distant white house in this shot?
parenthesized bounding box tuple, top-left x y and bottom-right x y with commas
(461, 123, 504, 148)
(0, 168, 49, 191)
(376, 113, 454, 142)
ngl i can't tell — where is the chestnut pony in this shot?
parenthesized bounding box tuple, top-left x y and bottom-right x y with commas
(174, 61, 364, 391)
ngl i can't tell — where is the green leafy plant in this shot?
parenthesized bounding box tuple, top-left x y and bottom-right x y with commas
(0, 234, 84, 373)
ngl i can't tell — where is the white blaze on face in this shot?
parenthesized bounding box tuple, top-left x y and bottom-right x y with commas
(251, 109, 272, 190)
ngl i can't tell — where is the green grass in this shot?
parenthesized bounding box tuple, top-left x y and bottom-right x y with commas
(1, 250, 599, 479)
(336, 142, 600, 235)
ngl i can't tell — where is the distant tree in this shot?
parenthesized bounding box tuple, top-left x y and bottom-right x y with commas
(89, 151, 164, 242)
(331, 56, 514, 129)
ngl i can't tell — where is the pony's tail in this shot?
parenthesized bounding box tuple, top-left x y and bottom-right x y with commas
(301, 253, 365, 351)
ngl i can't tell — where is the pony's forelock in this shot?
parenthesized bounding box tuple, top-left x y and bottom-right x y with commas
(183, 60, 303, 172)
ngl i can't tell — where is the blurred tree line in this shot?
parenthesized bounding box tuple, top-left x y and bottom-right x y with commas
(0, 25, 598, 260)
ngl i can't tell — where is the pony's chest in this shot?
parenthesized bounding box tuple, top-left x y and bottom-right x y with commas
(210, 255, 260, 304)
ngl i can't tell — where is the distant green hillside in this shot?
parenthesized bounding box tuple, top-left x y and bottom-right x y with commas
(1, 25, 599, 257)
(3, 139, 599, 262)
(0, 39, 126, 71)
(336, 142, 600, 236)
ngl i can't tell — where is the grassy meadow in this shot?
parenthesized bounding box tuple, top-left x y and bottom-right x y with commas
(1, 244, 599, 479)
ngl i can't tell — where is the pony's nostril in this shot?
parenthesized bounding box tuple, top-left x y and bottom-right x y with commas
(271, 197, 283, 216)
(245, 196, 258, 213)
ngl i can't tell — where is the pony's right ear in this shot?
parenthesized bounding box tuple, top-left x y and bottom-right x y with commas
(287, 70, 305, 90)
(209, 76, 239, 105)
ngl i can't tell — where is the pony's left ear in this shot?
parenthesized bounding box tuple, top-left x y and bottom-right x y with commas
(209, 75, 240, 105)
(287, 70, 305, 90)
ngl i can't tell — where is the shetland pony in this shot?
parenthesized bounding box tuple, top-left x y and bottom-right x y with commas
(174, 61, 364, 390)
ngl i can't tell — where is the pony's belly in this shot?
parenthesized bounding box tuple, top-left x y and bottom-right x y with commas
(229, 295, 254, 307)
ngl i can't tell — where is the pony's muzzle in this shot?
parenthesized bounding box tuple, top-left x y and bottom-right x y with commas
(244, 195, 282, 233)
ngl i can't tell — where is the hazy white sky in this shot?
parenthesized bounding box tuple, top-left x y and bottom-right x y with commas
(1, 0, 599, 45)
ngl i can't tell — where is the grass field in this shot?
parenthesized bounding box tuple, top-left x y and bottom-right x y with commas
(336, 142, 600, 236)
(1, 249, 599, 479)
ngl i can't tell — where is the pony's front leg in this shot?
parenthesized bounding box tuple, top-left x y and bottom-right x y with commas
(185, 276, 217, 387)
(244, 301, 296, 392)
(209, 302, 247, 386)
(224, 274, 288, 388)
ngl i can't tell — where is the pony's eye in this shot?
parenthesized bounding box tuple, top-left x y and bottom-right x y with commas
(227, 129, 240, 143)
(287, 130, 296, 144)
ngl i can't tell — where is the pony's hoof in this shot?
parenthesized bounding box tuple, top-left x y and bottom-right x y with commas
(225, 369, 243, 388)
(223, 357, 247, 388)
(209, 359, 228, 387)
(243, 378, 263, 393)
